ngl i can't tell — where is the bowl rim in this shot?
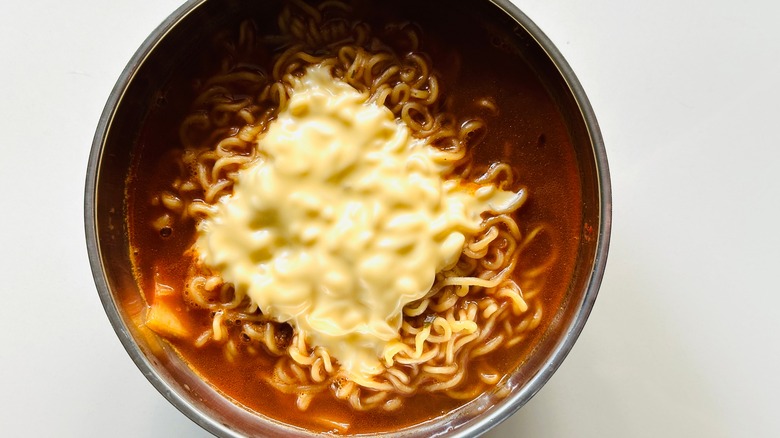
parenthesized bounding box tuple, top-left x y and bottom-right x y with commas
(84, 0, 611, 436)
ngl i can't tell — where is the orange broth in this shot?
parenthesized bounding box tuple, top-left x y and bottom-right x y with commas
(126, 1, 582, 433)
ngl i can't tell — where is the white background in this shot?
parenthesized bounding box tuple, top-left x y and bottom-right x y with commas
(1, 0, 778, 437)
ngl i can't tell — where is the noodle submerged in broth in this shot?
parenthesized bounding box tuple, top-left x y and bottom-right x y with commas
(129, 0, 578, 433)
(195, 63, 526, 383)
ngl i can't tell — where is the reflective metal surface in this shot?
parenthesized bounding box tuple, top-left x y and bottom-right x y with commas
(85, 0, 610, 436)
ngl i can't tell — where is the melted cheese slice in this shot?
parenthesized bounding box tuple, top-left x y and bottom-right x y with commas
(195, 65, 524, 379)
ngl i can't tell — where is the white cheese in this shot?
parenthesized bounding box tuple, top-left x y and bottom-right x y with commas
(195, 65, 523, 380)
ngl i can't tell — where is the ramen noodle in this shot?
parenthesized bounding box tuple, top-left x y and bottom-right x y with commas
(127, 0, 582, 433)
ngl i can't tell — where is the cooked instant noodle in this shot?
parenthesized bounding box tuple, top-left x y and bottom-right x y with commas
(129, 0, 578, 433)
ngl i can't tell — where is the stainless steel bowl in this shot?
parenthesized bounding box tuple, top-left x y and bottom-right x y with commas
(85, 0, 611, 436)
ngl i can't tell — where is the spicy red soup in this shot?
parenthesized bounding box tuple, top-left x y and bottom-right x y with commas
(126, 0, 582, 433)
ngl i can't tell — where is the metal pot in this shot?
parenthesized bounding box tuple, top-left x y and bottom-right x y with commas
(85, 0, 611, 436)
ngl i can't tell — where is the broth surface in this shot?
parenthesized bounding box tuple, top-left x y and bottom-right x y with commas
(127, 0, 582, 433)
